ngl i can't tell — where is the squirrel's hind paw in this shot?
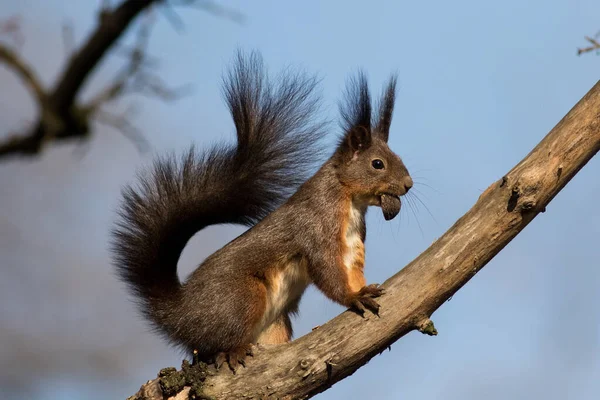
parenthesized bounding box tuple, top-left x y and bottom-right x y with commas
(215, 344, 255, 374)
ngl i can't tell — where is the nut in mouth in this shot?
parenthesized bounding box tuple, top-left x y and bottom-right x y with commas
(379, 193, 401, 221)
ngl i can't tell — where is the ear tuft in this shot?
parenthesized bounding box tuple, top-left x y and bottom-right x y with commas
(375, 74, 397, 142)
(338, 71, 373, 154)
(339, 71, 372, 134)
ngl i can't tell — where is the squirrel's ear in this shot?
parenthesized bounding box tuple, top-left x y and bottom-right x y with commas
(347, 125, 372, 152)
(375, 75, 397, 143)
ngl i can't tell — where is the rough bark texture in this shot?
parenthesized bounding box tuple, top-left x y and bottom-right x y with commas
(128, 79, 600, 400)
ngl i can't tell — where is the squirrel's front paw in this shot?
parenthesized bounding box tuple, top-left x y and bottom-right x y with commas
(349, 283, 385, 317)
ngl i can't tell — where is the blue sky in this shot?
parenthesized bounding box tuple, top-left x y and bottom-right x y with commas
(0, 1, 598, 399)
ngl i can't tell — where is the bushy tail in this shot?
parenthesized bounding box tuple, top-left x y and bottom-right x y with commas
(111, 51, 324, 329)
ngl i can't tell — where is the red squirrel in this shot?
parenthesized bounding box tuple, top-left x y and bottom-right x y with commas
(112, 51, 413, 372)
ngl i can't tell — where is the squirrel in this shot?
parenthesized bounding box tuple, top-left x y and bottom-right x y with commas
(111, 51, 413, 373)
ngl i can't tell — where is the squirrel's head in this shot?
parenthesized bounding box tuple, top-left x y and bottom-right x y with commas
(334, 72, 412, 220)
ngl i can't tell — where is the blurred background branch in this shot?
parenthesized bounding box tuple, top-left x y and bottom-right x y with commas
(0, 0, 241, 160)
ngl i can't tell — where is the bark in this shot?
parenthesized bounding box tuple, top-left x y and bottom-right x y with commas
(129, 79, 600, 399)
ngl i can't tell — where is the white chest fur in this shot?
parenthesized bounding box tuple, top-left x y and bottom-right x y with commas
(343, 201, 366, 270)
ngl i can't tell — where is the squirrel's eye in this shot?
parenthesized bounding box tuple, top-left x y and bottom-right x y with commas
(372, 159, 385, 170)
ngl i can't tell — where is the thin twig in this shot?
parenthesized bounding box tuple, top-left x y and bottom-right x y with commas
(577, 35, 600, 56)
(83, 18, 153, 112)
(0, 44, 46, 104)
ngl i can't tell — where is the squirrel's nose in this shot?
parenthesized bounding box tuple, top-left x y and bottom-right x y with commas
(403, 176, 413, 193)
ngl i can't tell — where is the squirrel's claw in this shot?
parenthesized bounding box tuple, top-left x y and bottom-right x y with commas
(350, 298, 367, 317)
(349, 283, 384, 317)
(214, 344, 254, 374)
(359, 296, 381, 316)
(228, 357, 242, 373)
(214, 352, 227, 371)
(361, 283, 385, 298)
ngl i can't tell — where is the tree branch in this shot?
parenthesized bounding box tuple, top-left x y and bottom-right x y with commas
(51, 0, 157, 113)
(128, 79, 600, 399)
(0, 1, 245, 160)
(0, 1, 158, 159)
(577, 34, 600, 56)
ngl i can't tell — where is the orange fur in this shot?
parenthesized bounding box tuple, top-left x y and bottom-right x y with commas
(246, 276, 269, 346)
(347, 245, 366, 292)
(254, 256, 310, 341)
(338, 198, 367, 294)
(256, 315, 292, 344)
